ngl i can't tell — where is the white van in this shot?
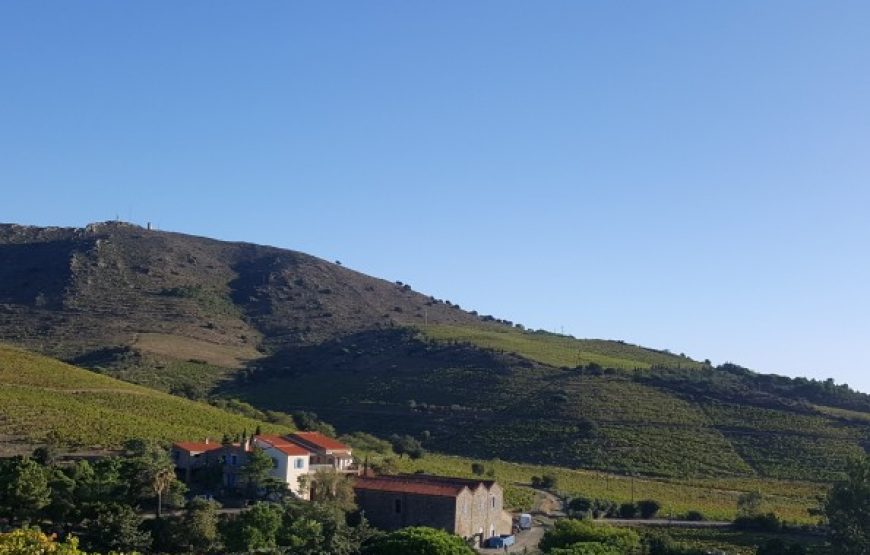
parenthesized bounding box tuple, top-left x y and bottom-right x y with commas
(518, 513, 533, 530)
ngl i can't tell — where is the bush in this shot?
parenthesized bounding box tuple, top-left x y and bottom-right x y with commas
(637, 499, 661, 519)
(548, 543, 622, 555)
(756, 539, 807, 555)
(531, 474, 558, 489)
(683, 510, 706, 521)
(732, 512, 781, 532)
(363, 526, 474, 555)
(568, 497, 595, 518)
(541, 473, 558, 489)
(618, 503, 639, 519)
(540, 520, 640, 553)
(642, 532, 706, 555)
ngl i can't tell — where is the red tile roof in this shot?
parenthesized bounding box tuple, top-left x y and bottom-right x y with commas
(172, 442, 223, 454)
(255, 435, 310, 456)
(404, 474, 497, 490)
(354, 476, 468, 497)
(288, 431, 352, 453)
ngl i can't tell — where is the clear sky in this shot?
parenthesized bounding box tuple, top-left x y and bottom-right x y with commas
(2, 2, 869, 392)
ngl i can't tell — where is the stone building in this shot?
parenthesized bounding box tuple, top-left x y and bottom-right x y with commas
(354, 474, 512, 544)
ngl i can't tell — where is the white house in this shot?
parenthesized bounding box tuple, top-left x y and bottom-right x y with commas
(174, 431, 356, 499)
(253, 435, 312, 498)
(286, 431, 355, 472)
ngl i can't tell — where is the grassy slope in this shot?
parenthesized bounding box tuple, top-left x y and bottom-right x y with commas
(420, 325, 705, 370)
(0, 345, 290, 449)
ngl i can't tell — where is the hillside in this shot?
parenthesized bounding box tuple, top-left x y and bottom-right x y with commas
(226, 328, 869, 481)
(1, 221, 868, 481)
(0, 344, 290, 452)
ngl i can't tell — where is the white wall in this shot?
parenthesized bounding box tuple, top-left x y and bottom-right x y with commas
(252, 440, 310, 499)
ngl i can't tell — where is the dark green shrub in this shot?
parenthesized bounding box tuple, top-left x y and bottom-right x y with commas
(618, 502, 639, 519)
(637, 499, 661, 519)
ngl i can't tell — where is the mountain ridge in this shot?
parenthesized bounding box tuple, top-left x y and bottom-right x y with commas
(1, 221, 867, 481)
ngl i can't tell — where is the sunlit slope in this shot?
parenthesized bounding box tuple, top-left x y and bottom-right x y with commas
(420, 324, 705, 370)
(0, 345, 289, 448)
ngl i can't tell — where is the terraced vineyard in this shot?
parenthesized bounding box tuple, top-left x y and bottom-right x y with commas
(231, 328, 868, 482)
(0, 345, 290, 450)
(420, 324, 705, 370)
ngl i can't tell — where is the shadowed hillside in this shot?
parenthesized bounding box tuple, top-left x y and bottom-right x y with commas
(225, 328, 868, 481)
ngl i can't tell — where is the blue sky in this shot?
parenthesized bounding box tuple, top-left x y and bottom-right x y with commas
(2, 2, 869, 392)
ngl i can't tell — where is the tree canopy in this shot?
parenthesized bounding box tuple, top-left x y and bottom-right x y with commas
(824, 456, 870, 555)
(363, 527, 474, 555)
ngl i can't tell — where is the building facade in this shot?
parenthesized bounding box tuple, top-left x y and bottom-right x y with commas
(354, 474, 511, 544)
(252, 435, 311, 498)
(172, 431, 354, 498)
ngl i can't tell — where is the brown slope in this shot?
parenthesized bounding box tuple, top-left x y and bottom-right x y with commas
(0, 221, 489, 365)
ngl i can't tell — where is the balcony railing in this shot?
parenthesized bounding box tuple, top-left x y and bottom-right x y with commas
(309, 463, 358, 474)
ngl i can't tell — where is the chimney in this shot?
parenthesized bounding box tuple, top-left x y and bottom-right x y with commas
(205, 437, 210, 445)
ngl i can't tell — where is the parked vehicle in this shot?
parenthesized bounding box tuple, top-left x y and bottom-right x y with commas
(486, 534, 516, 548)
(518, 513, 533, 530)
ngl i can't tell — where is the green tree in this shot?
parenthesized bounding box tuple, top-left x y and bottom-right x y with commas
(0, 528, 89, 554)
(44, 467, 77, 525)
(567, 497, 594, 519)
(1, 457, 51, 523)
(824, 456, 870, 555)
(548, 543, 622, 555)
(221, 502, 283, 553)
(179, 498, 222, 553)
(281, 497, 377, 555)
(363, 526, 474, 555)
(757, 539, 807, 555)
(540, 520, 639, 553)
(32, 444, 60, 467)
(637, 499, 661, 519)
(305, 469, 357, 514)
(280, 517, 325, 554)
(83, 502, 152, 553)
(122, 441, 184, 517)
(240, 447, 276, 499)
(389, 435, 424, 459)
(137, 447, 177, 518)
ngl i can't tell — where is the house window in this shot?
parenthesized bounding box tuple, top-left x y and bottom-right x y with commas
(272, 457, 279, 469)
(491, 496, 496, 509)
(394, 499, 402, 514)
(294, 458, 305, 469)
(230, 455, 237, 466)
